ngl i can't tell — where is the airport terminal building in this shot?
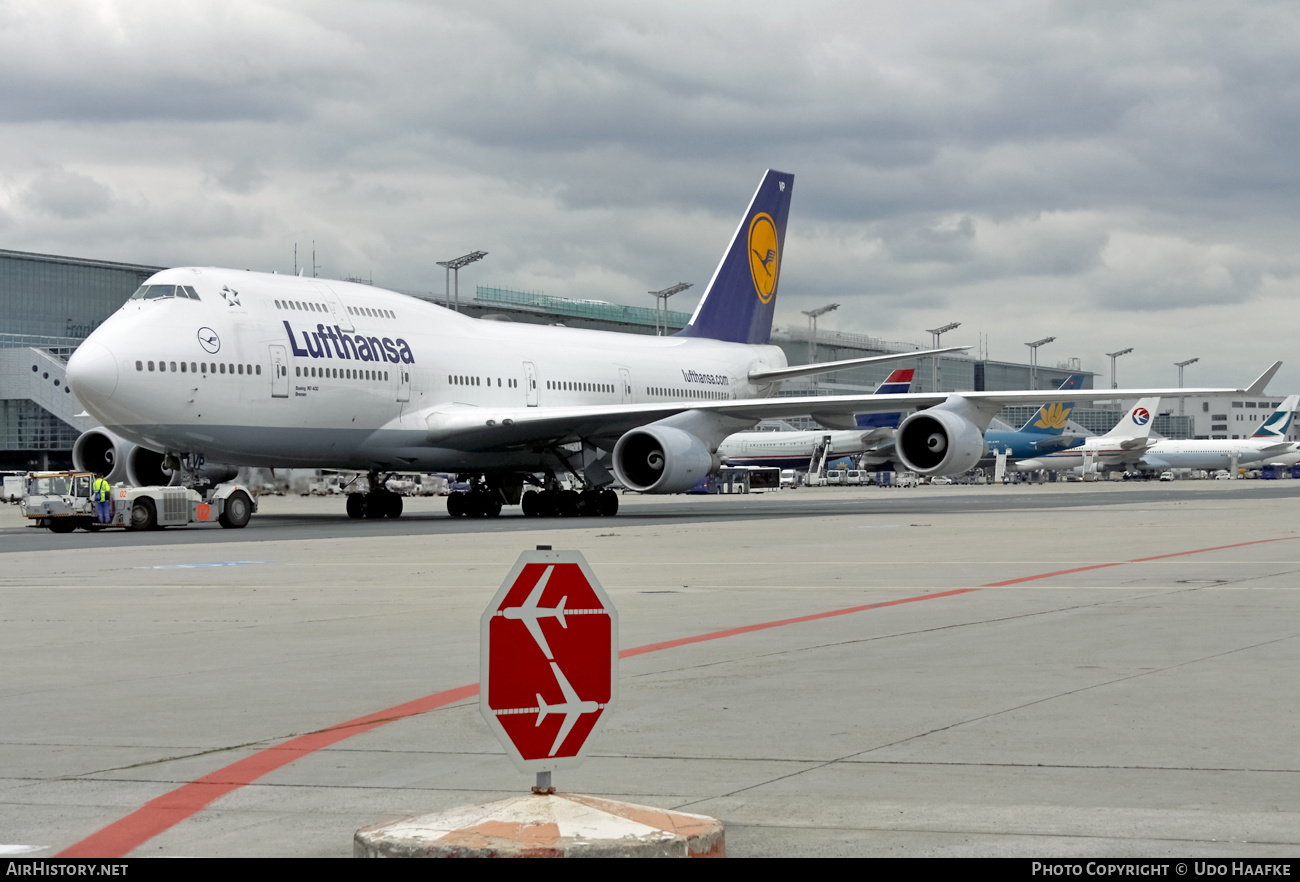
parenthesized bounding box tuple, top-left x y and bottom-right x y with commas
(0, 247, 1285, 471)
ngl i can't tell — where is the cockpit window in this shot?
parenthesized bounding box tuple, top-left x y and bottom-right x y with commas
(129, 285, 201, 301)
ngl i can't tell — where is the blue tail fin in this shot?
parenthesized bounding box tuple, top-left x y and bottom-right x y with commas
(676, 169, 794, 345)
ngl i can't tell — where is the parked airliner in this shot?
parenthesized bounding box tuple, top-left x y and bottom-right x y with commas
(982, 373, 1086, 464)
(1136, 395, 1299, 471)
(717, 369, 914, 470)
(1016, 398, 1163, 472)
(65, 169, 1274, 518)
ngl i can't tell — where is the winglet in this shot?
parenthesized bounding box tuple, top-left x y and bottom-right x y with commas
(1246, 361, 1282, 396)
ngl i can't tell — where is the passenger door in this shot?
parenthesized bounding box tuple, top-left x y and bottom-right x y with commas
(269, 345, 289, 398)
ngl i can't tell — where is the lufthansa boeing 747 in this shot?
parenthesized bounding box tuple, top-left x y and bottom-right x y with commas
(66, 170, 1274, 518)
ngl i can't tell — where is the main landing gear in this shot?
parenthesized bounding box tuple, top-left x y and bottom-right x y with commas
(520, 487, 618, 518)
(346, 471, 404, 519)
(444, 474, 620, 518)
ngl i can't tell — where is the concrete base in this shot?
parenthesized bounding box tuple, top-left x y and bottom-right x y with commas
(354, 792, 725, 858)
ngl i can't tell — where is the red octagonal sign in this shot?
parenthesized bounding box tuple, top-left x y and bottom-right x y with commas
(480, 549, 618, 772)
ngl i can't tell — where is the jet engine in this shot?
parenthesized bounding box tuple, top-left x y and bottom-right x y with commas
(895, 409, 985, 476)
(72, 428, 133, 484)
(126, 447, 239, 487)
(613, 425, 719, 494)
(124, 446, 178, 487)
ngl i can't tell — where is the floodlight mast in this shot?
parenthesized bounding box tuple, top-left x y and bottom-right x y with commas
(649, 283, 692, 336)
(1025, 336, 1056, 390)
(1175, 357, 1199, 416)
(802, 304, 839, 392)
(436, 251, 488, 313)
(926, 322, 961, 393)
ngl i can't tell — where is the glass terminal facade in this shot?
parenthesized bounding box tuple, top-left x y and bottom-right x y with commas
(0, 249, 161, 469)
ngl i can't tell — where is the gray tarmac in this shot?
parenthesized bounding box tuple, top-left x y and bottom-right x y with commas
(1, 480, 1298, 858)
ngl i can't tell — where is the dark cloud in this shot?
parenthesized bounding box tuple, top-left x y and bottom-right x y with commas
(1, 0, 1297, 387)
(23, 168, 114, 218)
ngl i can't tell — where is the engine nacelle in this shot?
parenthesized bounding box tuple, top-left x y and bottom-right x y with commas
(72, 428, 133, 484)
(126, 446, 179, 487)
(613, 425, 719, 494)
(895, 409, 985, 476)
(123, 447, 239, 487)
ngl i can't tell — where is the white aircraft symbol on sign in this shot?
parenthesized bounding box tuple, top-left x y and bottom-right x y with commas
(502, 565, 568, 659)
(535, 661, 600, 756)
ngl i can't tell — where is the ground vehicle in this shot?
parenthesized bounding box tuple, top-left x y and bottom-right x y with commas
(3, 473, 24, 503)
(20, 471, 256, 532)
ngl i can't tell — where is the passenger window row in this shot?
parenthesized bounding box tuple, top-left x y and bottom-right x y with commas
(137, 360, 261, 376)
(451, 375, 518, 388)
(547, 380, 613, 393)
(647, 386, 728, 400)
(349, 306, 395, 319)
(298, 366, 389, 381)
(275, 299, 328, 313)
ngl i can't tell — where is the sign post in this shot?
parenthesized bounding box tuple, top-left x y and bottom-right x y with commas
(355, 546, 724, 857)
(480, 547, 618, 785)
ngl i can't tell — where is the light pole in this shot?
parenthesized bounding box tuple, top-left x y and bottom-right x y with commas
(1025, 336, 1056, 390)
(802, 304, 839, 391)
(1175, 357, 1199, 416)
(436, 251, 488, 313)
(926, 322, 961, 393)
(649, 283, 692, 335)
(1106, 348, 1133, 390)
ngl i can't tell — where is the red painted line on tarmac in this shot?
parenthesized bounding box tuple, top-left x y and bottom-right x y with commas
(619, 588, 980, 658)
(56, 684, 479, 859)
(1129, 535, 1299, 562)
(59, 534, 1300, 858)
(57, 587, 971, 858)
(984, 535, 1300, 587)
(984, 563, 1125, 586)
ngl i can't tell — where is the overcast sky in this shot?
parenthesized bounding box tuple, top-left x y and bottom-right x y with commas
(2, 0, 1298, 390)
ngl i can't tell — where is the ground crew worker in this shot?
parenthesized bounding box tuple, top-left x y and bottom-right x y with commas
(93, 473, 112, 524)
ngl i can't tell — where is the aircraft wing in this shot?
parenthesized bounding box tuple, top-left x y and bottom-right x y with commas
(746, 346, 968, 384)
(1254, 442, 1296, 457)
(414, 380, 1261, 453)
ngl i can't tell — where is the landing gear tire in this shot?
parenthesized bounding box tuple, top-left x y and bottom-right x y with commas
(557, 489, 580, 517)
(447, 492, 466, 518)
(384, 493, 403, 518)
(219, 490, 252, 529)
(129, 498, 157, 532)
(597, 488, 619, 517)
(346, 493, 365, 519)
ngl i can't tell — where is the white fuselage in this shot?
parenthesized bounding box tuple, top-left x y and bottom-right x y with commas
(67, 268, 788, 471)
(1015, 436, 1146, 471)
(1139, 440, 1288, 471)
(718, 429, 889, 469)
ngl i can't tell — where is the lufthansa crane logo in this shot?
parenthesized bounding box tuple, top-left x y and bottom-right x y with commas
(747, 212, 779, 304)
(197, 327, 221, 354)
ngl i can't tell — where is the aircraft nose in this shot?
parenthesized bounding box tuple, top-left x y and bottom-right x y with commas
(67, 340, 119, 409)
